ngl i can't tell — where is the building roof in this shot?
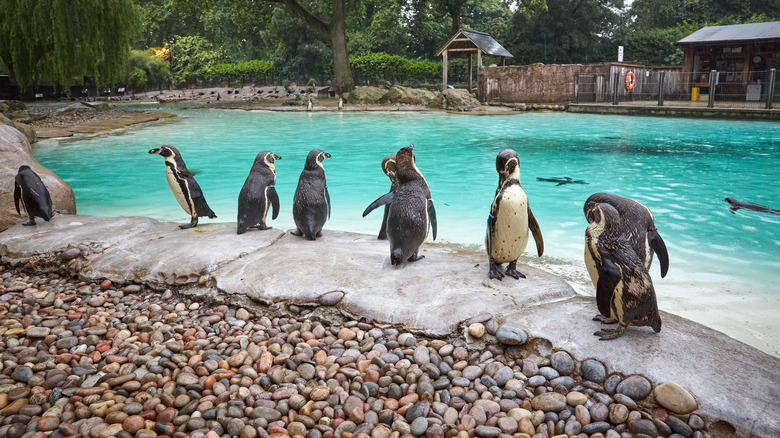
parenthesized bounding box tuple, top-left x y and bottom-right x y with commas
(436, 29, 514, 58)
(678, 21, 780, 44)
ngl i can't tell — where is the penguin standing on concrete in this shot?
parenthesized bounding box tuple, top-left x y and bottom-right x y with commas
(148, 145, 217, 229)
(237, 151, 281, 234)
(14, 165, 53, 226)
(486, 150, 544, 280)
(376, 153, 397, 240)
(585, 202, 662, 340)
(338, 98, 343, 110)
(307, 99, 313, 111)
(363, 144, 437, 265)
(291, 149, 331, 240)
(584, 192, 669, 278)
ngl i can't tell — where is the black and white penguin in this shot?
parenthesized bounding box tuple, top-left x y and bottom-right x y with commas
(363, 144, 437, 265)
(237, 151, 281, 235)
(13, 165, 53, 226)
(584, 192, 669, 278)
(585, 202, 662, 340)
(148, 145, 217, 229)
(291, 149, 331, 240)
(377, 153, 397, 240)
(486, 150, 544, 280)
(338, 98, 343, 110)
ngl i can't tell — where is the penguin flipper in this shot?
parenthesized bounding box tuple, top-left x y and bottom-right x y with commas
(362, 192, 394, 217)
(648, 229, 669, 278)
(268, 186, 280, 220)
(427, 198, 437, 241)
(528, 205, 544, 257)
(13, 181, 21, 215)
(596, 257, 621, 319)
(325, 185, 331, 220)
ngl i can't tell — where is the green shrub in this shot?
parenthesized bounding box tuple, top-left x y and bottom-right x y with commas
(350, 52, 441, 85)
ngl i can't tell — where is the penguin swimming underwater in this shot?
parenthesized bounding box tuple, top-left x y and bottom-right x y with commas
(14, 165, 53, 226)
(585, 202, 662, 340)
(363, 144, 437, 265)
(377, 153, 397, 240)
(486, 149, 543, 280)
(584, 193, 669, 278)
(237, 151, 281, 234)
(291, 149, 331, 240)
(148, 145, 217, 229)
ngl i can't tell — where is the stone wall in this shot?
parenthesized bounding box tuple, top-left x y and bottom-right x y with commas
(477, 63, 609, 103)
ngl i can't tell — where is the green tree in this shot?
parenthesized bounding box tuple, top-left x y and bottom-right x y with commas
(0, 0, 141, 91)
(170, 35, 224, 85)
(124, 49, 171, 93)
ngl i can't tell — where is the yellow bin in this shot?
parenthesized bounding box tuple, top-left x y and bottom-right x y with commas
(691, 87, 699, 101)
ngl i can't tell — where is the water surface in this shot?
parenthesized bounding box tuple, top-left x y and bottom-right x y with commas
(34, 108, 780, 356)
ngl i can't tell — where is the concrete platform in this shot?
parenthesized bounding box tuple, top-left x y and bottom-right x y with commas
(1, 214, 778, 437)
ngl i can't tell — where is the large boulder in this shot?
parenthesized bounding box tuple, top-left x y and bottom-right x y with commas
(428, 89, 481, 111)
(379, 86, 437, 106)
(0, 113, 37, 144)
(0, 100, 27, 114)
(344, 86, 387, 105)
(0, 125, 76, 232)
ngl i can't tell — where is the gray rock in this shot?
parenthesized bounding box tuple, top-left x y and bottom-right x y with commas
(604, 374, 621, 394)
(617, 375, 652, 400)
(318, 291, 344, 306)
(11, 366, 32, 383)
(495, 325, 527, 345)
(666, 415, 693, 438)
(629, 418, 659, 436)
(406, 402, 430, 422)
(582, 359, 606, 382)
(474, 426, 501, 438)
(550, 351, 575, 375)
(581, 421, 611, 435)
(410, 417, 428, 436)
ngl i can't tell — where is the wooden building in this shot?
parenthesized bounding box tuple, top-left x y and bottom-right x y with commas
(678, 21, 780, 99)
(436, 29, 513, 92)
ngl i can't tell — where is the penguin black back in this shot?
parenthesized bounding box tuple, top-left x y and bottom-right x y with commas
(292, 149, 331, 240)
(14, 165, 53, 226)
(585, 192, 669, 278)
(237, 151, 281, 234)
(377, 153, 397, 240)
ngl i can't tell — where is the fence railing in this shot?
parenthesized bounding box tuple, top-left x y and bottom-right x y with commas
(575, 69, 779, 109)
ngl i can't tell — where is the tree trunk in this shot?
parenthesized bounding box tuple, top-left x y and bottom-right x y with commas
(329, 0, 354, 94)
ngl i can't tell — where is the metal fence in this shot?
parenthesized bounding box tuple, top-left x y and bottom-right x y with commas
(575, 69, 779, 109)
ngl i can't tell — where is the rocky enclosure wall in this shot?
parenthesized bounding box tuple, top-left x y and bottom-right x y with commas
(478, 63, 608, 103)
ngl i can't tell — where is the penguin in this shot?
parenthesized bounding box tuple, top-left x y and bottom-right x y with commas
(486, 149, 544, 280)
(307, 99, 313, 111)
(725, 197, 780, 215)
(291, 149, 331, 240)
(237, 151, 281, 234)
(13, 165, 53, 226)
(585, 202, 662, 340)
(377, 153, 397, 240)
(338, 98, 343, 110)
(148, 145, 217, 229)
(363, 144, 437, 265)
(584, 193, 669, 278)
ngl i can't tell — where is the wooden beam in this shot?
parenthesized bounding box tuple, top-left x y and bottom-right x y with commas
(443, 50, 448, 91)
(445, 48, 479, 52)
(477, 50, 482, 68)
(468, 54, 473, 93)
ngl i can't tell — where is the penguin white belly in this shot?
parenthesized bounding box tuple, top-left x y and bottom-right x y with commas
(584, 235, 600, 287)
(166, 167, 193, 215)
(490, 185, 529, 263)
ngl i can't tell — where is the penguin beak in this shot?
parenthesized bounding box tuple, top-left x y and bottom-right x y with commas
(148, 148, 161, 155)
(273, 154, 282, 160)
(324, 153, 331, 159)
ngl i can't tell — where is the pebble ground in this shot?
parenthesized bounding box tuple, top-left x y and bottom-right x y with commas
(0, 263, 713, 438)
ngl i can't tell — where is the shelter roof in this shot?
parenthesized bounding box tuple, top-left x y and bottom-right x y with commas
(678, 21, 780, 44)
(436, 29, 514, 58)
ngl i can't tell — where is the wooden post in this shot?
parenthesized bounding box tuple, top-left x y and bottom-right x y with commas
(574, 73, 579, 103)
(468, 53, 473, 93)
(708, 70, 716, 108)
(442, 51, 448, 91)
(767, 68, 776, 110)
(658, 71, 665, 107)
(477, 50, 482, 68)
(612, 72, 619, 105)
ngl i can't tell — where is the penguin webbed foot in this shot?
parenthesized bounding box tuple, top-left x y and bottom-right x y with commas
(250, 223, 271, 230)
(505, 261, 526, 279)
(179, 217, 198, 229)
(22, 219, 36, 226)
(488, 260, 504, 280)
(407, 253, 425, 263)
(290, 229, 303, 236)
(594, 325, 626, 340)
(592, 315, 618, 324)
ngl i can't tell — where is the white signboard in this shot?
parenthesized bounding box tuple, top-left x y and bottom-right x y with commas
(618, 46, 624, 62)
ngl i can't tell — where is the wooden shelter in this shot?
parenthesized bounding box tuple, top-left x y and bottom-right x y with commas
(678, 21, 780, 98)
(436, 29, 514, 92)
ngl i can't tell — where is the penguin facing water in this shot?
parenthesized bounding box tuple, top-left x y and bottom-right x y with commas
(584, 192, 669, 278)
(585, 202, 662, 340)
(14, 165, 53, 226)
(486, 150, 543, 280)
(377, 153, 397, 240)
(148, 145, 217, 229)
(237, 151, 281, 234)
(292, 149, 331, 240)
(363, 144, 437, 265)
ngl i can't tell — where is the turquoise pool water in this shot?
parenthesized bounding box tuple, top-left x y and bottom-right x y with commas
(33, 108, 780, 356)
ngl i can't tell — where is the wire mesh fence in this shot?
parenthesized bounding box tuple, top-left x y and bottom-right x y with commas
(575, 69, 779, 109)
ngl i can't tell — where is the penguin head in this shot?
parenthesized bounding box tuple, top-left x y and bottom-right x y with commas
(381, 153, 397, 182)
(255, 151, 281, 170)
(586, 202, 620, 230)
(17, 165, 32, 174)
(395, 144, 424, 183)
(496, 149, 520, 184)
(148, 145, 180, 160)
(305, 149, 331, 170)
